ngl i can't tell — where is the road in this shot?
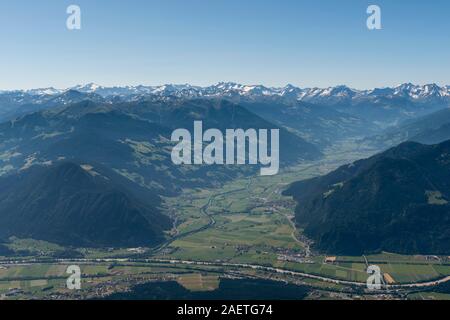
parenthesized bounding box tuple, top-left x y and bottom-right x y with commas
(143, 258, 450, 290)
(1, 256, 449, 291)
(152, 178, 252, 253)
(4, 146, 445, 293)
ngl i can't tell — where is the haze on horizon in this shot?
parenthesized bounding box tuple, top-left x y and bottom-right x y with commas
(1, 0, 449, 90)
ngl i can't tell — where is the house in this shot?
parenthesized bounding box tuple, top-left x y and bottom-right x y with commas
(324, 256, 337, 264)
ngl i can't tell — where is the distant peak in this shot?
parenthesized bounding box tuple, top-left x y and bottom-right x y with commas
(2, 82, 449, 102)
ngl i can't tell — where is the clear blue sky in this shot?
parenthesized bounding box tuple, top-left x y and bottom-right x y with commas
(0, 0, 449, 90)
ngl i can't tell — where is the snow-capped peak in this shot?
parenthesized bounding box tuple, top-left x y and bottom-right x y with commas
(26, 87, 63, 96)
(2, 82, 450, 103)
(71, 83, 103, 93)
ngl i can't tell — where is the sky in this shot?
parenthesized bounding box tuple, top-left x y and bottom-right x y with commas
(0, 0, 449, 90)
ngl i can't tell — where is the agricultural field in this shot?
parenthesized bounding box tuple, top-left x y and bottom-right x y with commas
(1, 141, 450, 299)
(0, 261, 230, 299)
(177, 274, 220, 291)
(160, 142, 450, 287)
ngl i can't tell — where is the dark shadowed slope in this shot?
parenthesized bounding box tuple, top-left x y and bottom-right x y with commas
(284, 140, 450, 255)
(0, 162, 171, 247)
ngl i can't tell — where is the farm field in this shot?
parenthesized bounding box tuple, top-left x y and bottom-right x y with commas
(1, 141, 450, 299)
(159, 142, 450, 287)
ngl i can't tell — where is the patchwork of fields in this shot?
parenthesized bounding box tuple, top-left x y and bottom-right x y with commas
(159, 142, 450, 288)
(1, 141, 450, 299)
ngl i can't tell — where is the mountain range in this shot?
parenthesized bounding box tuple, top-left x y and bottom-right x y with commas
(2, 82, 449, 142)
(367, 107, 450, 148)
(0, 98, 319, 177)
(0, 93, 326, 247)
(12, 82, 450, 102)
(2, 81, 450, 251)
(284, 140, 450, 255)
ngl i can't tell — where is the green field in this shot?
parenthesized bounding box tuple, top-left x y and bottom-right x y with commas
(1, 141, 450, 299)
(159, 142, 450, 287)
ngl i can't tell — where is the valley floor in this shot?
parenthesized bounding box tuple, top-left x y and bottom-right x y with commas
(1, 140, 450, 300)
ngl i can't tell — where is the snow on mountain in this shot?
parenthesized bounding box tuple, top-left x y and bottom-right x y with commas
(390, 83, 450, 100)
(2, 82, 450, 102)
(71, 83, 103, 93)
(25, 87, 64, 96)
